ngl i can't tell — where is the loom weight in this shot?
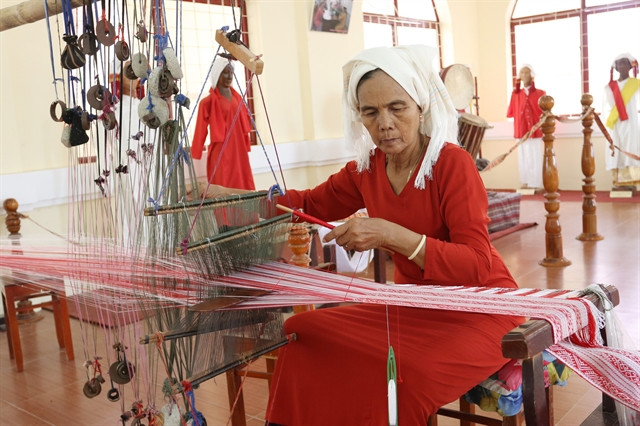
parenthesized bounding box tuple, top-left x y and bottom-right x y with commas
(109, 342, 135, 385)
(109, 360, 135, 385)
(82, 374, 105, 398)
(106, 387, 120, 402)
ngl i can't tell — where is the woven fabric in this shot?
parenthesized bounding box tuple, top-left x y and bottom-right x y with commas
(228, 262, 639, 412)
(487, 191, 522, 233)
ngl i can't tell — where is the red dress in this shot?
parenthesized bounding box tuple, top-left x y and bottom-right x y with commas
(192, 87, 255, 190)
(507, 85, 546, 138)
(266, 144, 523, 425)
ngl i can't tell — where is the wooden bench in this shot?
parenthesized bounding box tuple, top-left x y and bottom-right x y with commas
(429, 283, 619, 426)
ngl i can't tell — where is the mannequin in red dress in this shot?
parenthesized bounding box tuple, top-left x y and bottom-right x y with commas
(191, 59, 255, 190)
(507, 65, 546, 189)
(202, 45, 524, 424)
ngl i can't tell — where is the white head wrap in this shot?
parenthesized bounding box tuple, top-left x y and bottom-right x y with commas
(342, 45, 458, 189)
(211, 56, 233, 88)
(519, 63, 535, 78)
(612, 53, 637, 67)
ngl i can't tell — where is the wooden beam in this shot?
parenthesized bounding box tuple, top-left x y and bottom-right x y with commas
(0, 0, 86, 33)
(215, 29, 264, 75)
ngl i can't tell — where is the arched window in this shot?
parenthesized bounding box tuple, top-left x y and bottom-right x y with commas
(511, 0, 640, 115)
(362, 0, 441, 67)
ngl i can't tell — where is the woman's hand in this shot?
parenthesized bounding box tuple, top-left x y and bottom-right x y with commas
(323, 217, 390, 252)
(323, 217, 426, 269)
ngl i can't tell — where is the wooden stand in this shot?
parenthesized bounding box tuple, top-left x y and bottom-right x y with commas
(538, 96, 571, 267)
(577, 94, 604, 242)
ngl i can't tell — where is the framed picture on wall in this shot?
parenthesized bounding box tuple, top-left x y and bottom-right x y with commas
(310, 0, 353, 34)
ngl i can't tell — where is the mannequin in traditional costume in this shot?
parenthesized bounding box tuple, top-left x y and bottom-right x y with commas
(192, 59, 255, 190)
(507, 65, 545, 189)
(603, 53, 640, 190)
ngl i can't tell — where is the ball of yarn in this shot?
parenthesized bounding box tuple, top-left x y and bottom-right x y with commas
(163, 47, 183, 79)
(138, 95, 169, 129)
(131, 53, 150, 79)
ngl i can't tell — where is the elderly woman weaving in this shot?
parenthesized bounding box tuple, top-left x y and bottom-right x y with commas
(206, 45, 524, 424)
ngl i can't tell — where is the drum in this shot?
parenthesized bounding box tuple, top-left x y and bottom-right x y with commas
(457, 113, 492, 159)
(439, 64, 474, 111)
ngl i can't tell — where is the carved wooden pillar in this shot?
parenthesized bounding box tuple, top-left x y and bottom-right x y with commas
(577, 94, 604, 242)
(538, 97, 571, 267)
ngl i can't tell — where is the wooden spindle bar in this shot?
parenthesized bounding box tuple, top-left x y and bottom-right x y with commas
(577, 94, 604, 242)
(538, 96, 571, 267)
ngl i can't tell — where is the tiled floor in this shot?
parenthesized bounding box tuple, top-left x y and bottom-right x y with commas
(1, 197, 638, 425)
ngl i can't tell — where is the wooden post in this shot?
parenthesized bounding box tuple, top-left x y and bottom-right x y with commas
(577, 94, 604, 242)
(538, 96, 571, 267)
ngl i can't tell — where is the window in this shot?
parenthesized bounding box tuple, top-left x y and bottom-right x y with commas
(511, 0, 640, 115)
(166, 0, 248, 104)
(165, 0, 255, 142)
(362, 0, 440, 68)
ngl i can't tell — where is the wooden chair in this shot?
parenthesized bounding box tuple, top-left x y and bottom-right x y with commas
(2, 198, 74, 372)
(2, 277, 75, 372)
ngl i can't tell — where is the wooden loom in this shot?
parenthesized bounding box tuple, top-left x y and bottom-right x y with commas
(1, 2, 635, 424)
(0, 1, 294, 420)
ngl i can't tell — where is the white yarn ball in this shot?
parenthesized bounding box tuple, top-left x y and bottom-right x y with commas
(138, 95, 169, 128)
(131, 53, 149, 79)
(147, 67, 163, 97)
(163, 47, 183, 79)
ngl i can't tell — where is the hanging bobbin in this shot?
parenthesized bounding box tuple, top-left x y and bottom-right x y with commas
(79, 32, 99, 55)
(95, 19, 115, 46)
(87, 85, 111, 110)
(115, 40, 130, 61)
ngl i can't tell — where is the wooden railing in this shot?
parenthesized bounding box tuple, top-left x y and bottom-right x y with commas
(577, 94, 604, 242)
(539, 96, 571, 267)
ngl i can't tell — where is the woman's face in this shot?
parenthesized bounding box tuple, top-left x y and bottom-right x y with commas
(519, 67, 532, 86)
(356, 70, 421, 156)
(614, 58, 632, 75)
(217, 65, 233, 89)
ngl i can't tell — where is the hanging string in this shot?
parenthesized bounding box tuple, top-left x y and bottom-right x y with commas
(239, 75, 286, 194)
(43, 0, 64, 99)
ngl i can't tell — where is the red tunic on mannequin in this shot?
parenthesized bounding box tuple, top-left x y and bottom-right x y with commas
(266, 143, 523, 425)
(192, 87, 255, 190)
(507, 84, 545, 138)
